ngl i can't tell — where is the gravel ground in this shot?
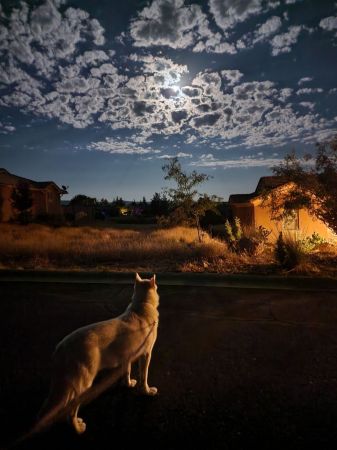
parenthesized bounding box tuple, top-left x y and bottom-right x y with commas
(1, 278, 337, 449)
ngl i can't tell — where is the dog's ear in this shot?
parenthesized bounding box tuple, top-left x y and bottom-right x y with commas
(135, 273, 142, 283)
(150, 274, 156, 288)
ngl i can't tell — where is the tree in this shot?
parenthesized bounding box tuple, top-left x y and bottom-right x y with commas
(162, 157, 221, 242)
(150, 192, 170, 216)
(69, 194, 97, 206)
(265, 134, 337, 234)
(11, 182, 33, 224)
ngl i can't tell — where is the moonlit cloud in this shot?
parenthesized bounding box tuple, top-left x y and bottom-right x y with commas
(0, 0, 336, 165)
(191, 153, 283, 169)
(129, 0, 212, 49)
(87, 137, 161, 155)
(209, 0, 264, 32)
(253, 15, 282, 43)
(319, 16, 337, 36)
(296, 87, 323, 95)
(271, 25, 304, 56)
(298, 77, 313, 85)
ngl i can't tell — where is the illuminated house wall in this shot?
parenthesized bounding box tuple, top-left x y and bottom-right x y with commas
(229, 176, 336, 241)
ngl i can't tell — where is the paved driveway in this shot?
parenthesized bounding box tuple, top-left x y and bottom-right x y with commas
(1, 277, 337, 449)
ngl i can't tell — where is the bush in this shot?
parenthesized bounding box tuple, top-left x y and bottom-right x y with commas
(301, 232, 327, 252)
(275, 232, 309, 270)
(222, 218, 271, 255)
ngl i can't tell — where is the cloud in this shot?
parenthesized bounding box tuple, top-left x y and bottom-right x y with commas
(129, 0, 212, 50)
(129, 0, 239, 54)
(193, 113, 221, 127)
(0, 0, 106, 81)
(171, 110, 188, 123)
(296, 87, 323, 95)
(220, 70, 243, 86)
(271, 25, 304, 56)
(299, 101, 315, 111)
(87, 137, 161, 155)
(155, 151, 192, 159)
(1, 1, 336, 155)
(298, 77, 313, 85)
(209, 0, 264, 32)
(191, 153, 282, 169)
(253, 16, 282, 43)
(0, 122, 16, 134)
(319, 16, 337, 36)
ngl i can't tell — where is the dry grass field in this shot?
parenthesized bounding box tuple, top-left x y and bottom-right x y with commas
(0, 223, 336, 275)
(0, 223, 272, 273)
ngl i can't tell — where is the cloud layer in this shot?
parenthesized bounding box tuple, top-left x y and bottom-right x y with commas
(1, 0, 336, 162)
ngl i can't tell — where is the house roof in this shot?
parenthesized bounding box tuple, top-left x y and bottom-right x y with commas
(0, 168, 66, 193)
(229, 176, 289, 204)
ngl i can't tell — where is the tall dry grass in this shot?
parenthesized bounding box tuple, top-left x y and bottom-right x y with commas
(0, 224, 234, 270)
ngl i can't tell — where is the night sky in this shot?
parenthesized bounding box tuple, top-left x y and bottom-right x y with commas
(0, 0, 337, 201)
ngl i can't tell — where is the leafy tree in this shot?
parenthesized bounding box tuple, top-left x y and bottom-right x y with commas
(11, 182, 33, 224)
(265, 135, 337, 234)
(162, 157, 221, 242)
(69, 194, 97, 206)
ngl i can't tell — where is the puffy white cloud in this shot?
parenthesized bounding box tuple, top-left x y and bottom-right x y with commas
(253, 16, 282, 43)
(0, 0, 106, 82)
(319, 16, 337, 34)
(129, 0, 212, 49)
(0, 1, 336, 156)
(129, 0, 239, 54)
(209, 0, 264, 32)
(271, 25, 303, 55)
(76, 50, 110, 68)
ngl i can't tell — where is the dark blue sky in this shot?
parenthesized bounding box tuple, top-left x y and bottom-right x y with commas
(1, 0, 337, 201)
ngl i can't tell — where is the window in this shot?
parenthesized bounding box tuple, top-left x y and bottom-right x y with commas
(283, 209, 299, 230)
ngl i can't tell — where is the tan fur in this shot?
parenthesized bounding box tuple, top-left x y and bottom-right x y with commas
(37, 273, 159, 434)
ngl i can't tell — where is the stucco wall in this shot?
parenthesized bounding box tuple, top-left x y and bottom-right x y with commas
(252, 199, 335, 241)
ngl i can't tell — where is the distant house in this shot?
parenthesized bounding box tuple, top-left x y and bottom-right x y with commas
(0, 168, 66, 221)
(229, 176, 336, 240)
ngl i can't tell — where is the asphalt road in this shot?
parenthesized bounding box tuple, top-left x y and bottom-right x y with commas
(1, 277, 337, 449)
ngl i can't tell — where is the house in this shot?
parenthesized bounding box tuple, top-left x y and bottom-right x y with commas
(229, 176, 335, 240)
(0, 168, 66, 221)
